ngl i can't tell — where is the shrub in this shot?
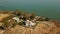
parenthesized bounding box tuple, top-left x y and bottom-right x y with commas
(30, 13, 35, 20)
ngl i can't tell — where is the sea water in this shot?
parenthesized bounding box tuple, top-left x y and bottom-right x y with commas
(0, 0, 60, 20)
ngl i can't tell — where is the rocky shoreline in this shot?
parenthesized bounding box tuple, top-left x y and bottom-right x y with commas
(0, 10, 60, 34)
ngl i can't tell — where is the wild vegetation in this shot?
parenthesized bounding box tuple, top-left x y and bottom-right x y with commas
(0, 10, 50, 29)
(0, 10, 60, 34)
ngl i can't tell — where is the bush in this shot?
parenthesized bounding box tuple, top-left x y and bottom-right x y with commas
(14, 10, 22, 16)
(30, 13, 35, 20)
(18, 21, 26, 26)
(45, 17, 50, 21)
(4, 20, 9, 28)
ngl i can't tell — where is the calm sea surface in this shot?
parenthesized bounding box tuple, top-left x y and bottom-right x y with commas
(0, 0, 60, 20)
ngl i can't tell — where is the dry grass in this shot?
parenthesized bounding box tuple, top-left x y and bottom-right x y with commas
(0, 14, 10, 21)
(3, 21, 59, 34)
(51, 20, 60, 27)
(0, 11, 59, 34)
